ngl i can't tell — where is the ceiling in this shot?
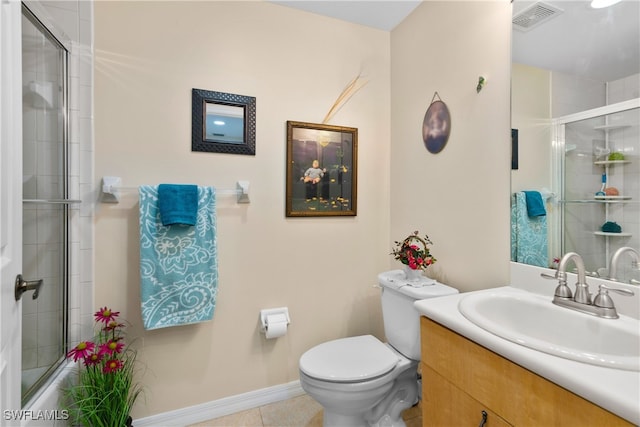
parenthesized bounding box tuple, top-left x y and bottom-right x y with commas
(270, 1, 422, 31)
(512, 0, 640, 82)
(270, 0, 640, 82)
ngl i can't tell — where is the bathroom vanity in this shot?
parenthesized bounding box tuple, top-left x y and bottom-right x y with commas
(420, 317, 632, 426)
(415, 285, 640, 426)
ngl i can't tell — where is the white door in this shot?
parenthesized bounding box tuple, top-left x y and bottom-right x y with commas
(0, 0, 23, 424)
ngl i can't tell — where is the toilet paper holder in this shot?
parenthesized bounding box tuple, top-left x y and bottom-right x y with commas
(260, 307, 290, 334)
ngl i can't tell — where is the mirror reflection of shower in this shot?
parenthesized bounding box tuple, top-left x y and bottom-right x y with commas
(510, 0, 640, 284)
(556, 100, 639, 284)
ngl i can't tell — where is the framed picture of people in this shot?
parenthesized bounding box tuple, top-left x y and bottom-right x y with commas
(286, 121, 358, 217)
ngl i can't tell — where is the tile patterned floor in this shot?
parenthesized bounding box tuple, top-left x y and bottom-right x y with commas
(188, 394, 422, 427)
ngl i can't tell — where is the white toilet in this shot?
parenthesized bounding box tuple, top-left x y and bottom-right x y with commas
(299, 270, 458, 427)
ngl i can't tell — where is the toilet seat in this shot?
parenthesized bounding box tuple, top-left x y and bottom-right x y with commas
(299, 335, 399, 382)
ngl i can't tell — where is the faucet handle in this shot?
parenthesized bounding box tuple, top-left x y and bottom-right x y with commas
(593, 284, 635, 309)
(554, 283, 573, 299)
(540, 270, 573, 299)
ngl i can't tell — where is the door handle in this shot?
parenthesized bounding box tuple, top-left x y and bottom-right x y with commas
(15, 274, 44, 301)
(478, 410, 488, 427)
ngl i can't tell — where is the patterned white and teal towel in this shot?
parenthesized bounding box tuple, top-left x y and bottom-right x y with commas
(511, 192, 548, 267)
(139, 185, 218, 330)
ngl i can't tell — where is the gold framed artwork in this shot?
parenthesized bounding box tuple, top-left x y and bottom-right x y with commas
(286, 121, 357, 217)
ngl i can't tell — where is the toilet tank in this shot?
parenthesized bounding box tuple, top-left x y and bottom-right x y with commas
(378, 270, 458, 360)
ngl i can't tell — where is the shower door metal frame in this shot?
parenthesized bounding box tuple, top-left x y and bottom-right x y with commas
(20, 3, 72, 406)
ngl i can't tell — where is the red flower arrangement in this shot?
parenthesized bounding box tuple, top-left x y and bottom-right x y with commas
(391, 231, 437, 271)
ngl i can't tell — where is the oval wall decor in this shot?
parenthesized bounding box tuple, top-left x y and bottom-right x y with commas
(422, 93, 451, 154)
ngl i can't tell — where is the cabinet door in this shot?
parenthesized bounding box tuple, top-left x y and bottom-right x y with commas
(422, 364, 513, 427)
(421, 317, 634, 426)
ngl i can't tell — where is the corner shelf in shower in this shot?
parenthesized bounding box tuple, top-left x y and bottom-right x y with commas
(591, 158, 633, 238)
(593, 160, 631, 166)
(593, 231, 632, 237)
(561, 198, 634, 204)
(594, 195, 632, 202)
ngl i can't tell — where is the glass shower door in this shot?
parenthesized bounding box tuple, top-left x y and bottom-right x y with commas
(558, 101, 640, 282)
(21, 5, 70, 404)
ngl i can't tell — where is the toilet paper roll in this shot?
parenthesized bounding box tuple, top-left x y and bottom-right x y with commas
(265, 313, 288, 339)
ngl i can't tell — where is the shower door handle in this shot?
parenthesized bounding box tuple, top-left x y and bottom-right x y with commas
(15, 274, 44, 301)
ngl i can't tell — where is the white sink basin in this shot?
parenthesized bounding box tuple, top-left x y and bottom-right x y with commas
(458, 290, 640, 371)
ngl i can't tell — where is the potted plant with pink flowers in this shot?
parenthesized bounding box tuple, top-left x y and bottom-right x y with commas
(391, 231, 437, 280)
(63, 307, 142, 427)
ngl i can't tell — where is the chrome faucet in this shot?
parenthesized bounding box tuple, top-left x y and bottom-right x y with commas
(608, 247, 640, 283)
(555, 252, 589, 303)
(542, 252, 634, 319)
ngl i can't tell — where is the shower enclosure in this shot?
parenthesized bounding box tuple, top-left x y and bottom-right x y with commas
(21, 4, 72, 404)
(553, 99, 640, 283)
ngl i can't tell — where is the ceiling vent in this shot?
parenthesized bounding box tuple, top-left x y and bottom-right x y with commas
(512, 2, 563, 32)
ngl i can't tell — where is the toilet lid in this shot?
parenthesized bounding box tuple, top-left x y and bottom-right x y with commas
(299, 335, 399, 382)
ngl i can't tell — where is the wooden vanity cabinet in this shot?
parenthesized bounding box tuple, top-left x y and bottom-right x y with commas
(420, 317, 634, 427)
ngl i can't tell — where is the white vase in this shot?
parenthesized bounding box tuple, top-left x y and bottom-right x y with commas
(403, 265, 423, 281)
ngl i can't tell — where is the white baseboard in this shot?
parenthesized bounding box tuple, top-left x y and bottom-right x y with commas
(132, 380, 305, 427)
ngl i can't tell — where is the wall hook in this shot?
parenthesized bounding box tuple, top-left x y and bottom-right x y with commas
(477, 76, 486, 93)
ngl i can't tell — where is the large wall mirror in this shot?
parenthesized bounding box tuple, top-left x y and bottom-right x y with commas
(511, 0, 640, 284)
(192, 88, 256, 155)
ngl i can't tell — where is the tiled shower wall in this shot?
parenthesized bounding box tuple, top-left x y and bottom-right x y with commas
(21, 0, 93, 384)
(601, 74, 639, 280)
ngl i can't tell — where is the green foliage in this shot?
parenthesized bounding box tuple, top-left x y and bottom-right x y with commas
(62, 308, 142, 427)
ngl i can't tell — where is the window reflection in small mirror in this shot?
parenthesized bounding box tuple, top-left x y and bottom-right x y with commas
(205, 103, 245, 144)
(192, 88, 256, 155)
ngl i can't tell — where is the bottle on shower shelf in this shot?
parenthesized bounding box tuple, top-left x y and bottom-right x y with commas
(595, 173, 606, 196)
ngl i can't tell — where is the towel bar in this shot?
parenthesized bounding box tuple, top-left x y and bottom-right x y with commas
(23, 199, 82, 205)
(101, 176, 250, 204)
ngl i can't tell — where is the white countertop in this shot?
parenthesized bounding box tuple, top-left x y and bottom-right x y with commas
(414, 286, 640, 425)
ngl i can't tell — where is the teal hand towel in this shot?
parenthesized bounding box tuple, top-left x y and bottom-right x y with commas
(158, 184, 198, 226)
(523, 191, 546, 217)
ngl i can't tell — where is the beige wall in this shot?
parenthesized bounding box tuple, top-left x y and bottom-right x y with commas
(511, 63, 552, 193)
(94, 0, 512, 419)
(390, 1, 512, 293)
(94, 1, 391, 418)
